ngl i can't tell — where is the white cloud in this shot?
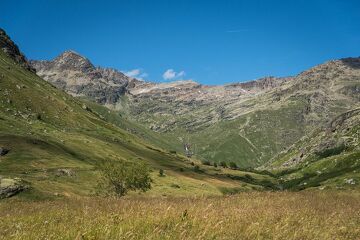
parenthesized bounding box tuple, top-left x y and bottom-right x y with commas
(162, 69, 186, 80)
(124, 69, 140, 77)
(123, 69, 148, 80)
(163, 69, 176, 80)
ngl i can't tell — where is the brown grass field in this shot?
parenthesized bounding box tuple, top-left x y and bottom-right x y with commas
(0, 191, 359, 240)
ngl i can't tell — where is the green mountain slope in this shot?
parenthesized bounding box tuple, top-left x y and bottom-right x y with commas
(0, 45, 281, 199)
(32, 50, 360, 168)
(1, 27, 358, 198)
(264, 108, 360, 190)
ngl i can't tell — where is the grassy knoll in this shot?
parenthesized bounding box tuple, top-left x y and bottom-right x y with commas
(0, 191, 359, 240)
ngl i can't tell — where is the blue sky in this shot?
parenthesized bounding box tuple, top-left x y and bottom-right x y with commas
(2, 0, 360, 84)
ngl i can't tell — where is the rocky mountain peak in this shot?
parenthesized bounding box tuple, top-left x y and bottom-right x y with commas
(298, 57, 360, 78)
(52, 50, 95, 72)
(0, 28, 35, 72)
(30, 50, 131, 105)
(340, 57, 360, 69)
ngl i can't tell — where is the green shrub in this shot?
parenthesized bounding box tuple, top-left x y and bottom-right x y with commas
(244, 174, 253, 180)
(218, 187, 244, 195)
(201, 159, 211, 165)
(159, 169, 165, 177)
(229, 162, 238, 169)
(97, 160, 152, 197)
(219, 161, 227, 168)
(194, 165, 201, 172)
(315, 144, 347, 159)
(35, 113, 42, 120)
(170, 183, 180, 188)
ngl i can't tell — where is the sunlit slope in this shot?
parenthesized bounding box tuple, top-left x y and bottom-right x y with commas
(31, 48, 360, 168)
(264, 108, 360, 190)
(121, 58, 360, 168)
(0, 51, 278, 198)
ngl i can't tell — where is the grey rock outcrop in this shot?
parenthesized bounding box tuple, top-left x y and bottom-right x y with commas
(0, 177, 26, 199)
(55, 168, 75, 177)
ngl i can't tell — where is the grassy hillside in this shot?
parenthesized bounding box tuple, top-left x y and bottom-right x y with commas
(1, 48, 358, 199)
(30, 46, 360, 169)
(118, 58, 360, 168)
(0, 50, 282, 199)
(121, 89, 351, 168)
(264, 108, 360, 190)
(0, 33, 360, 240)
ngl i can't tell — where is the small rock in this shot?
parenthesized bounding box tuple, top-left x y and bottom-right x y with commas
(0, 147, 9, 156)
(55, 168, 75, 177)
(82, 104, 89, 111)
(344, 178, 356, 185)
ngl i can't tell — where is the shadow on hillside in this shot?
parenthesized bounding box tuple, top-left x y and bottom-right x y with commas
(340, 57, 360, 69)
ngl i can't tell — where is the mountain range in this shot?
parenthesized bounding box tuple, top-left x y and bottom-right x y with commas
(0, 27, 359, 199)
(31, 49, 360, 168)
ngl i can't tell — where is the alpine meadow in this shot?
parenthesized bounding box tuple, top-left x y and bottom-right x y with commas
(1, 1, 360, 239)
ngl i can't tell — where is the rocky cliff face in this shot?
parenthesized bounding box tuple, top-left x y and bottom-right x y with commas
(30, 51, 132, 104)
(227, 76, 291, 92)
(0, 28, 35, 72)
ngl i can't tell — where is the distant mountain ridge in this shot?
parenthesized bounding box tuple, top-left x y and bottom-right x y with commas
(30, 49, 360, 168)
(30, 51, 291, 104)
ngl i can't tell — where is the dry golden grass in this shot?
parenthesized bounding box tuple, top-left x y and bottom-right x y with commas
(0, 191, 359, 240)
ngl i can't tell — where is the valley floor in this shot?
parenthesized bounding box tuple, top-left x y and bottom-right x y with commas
(0, 191, 359, 240)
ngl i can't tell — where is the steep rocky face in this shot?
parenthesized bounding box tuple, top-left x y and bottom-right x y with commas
(30, 51, 131, 104)
(0, 28, 35, 72)
(40, 50, 94, 72)
(126, 80, 253, 131)
(227, 76, 291, 92)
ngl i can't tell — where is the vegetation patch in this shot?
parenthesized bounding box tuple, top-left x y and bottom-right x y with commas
(315, 143, 347, 159)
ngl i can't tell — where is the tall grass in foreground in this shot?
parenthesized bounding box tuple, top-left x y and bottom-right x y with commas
(0, 192, 359, 240)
